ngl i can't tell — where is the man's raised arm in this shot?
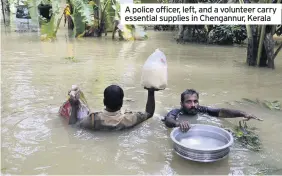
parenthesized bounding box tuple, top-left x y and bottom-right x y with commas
(144, 88, 156, 119)
(69, 99, 79, 125)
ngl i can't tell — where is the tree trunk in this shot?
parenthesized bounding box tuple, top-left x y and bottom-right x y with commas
(246, 25, 258, 66)
(1, 0, 6, 24)
(257, 25, 266, 65)
(257, 25, 275, 68)
(263, 32, 275, 68)
(246, 25, 276, 69)
(259, 42, 268, 67)
(177, 25, 184, 42)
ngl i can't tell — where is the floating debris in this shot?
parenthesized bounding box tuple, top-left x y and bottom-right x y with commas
(242, 98, 257, 104)
(124, 98, 135, 102)
(224, 121, 262, 151)
(241, 98, 281, 111)
(64, 56, 79, 62)
(262, 100, 281, 110)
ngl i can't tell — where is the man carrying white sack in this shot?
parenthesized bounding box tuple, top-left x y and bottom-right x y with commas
(60, 85, 160, 131)
(59, 49, 167, 130)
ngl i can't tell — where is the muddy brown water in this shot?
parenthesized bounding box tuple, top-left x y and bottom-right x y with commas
(1, 24, 282, 175)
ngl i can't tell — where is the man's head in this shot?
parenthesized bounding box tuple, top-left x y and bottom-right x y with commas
(103, 85, 124, 112)
(180, 89, 199, 115)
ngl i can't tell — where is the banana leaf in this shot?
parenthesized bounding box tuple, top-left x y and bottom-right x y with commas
(72, 9, 85, 37)
(70, 0, 94, 37)
(104, 0, 115, 31)
(122, 25, 134, 40)
(40, 15, 56, 40)
(28, 0, 39, 23)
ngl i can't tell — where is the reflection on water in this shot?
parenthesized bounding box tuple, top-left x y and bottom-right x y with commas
(1, 25, 282, 175)
(180, 136, 226, 150)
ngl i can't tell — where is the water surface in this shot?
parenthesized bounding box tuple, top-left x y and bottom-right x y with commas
(1, 25, 282, 175)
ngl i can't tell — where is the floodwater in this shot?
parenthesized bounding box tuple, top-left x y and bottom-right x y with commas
(1, 23, 282, 175)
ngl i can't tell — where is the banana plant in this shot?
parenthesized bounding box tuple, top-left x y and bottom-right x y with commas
(97, 0, 111, 35)
(69, 0, 95, 37)
(40, 0, 63, 41)
(13, 0, 63, 41)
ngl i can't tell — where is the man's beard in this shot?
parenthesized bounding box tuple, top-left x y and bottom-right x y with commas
(182, 107, 198, 115)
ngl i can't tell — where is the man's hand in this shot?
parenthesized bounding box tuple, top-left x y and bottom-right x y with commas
(243, 113, 263, 121)
(144, 87, 162, 91)
(69, 98, 79, 107)
(68, 85, 81, 107)
(68, 90, 80, 107)
(176, 121, 190, 132)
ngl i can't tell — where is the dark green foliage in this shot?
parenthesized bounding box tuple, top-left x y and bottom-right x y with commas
(207, 25, 247, 45)
(208, 25, 234, 45)
(232, 25, 247, 44)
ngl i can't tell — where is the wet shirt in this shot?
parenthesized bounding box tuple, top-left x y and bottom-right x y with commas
(163, 106, 220, 127)
(76, 109, 150, 131)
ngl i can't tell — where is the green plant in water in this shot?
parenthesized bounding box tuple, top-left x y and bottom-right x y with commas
(224, 120, 262, 151)
(103, 0, 114, 32)
(64, 56, 78, 62)
(262, 100, 281, 110)
(233, 121, 262, 151)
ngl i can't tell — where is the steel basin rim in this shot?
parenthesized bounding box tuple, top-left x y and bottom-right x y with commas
(174, 149, 229, 162)
(174, 145, 230, 159)
(173, 138, 231, 153)
(173, 143, 230, 153)
(174, 144, 231, 155)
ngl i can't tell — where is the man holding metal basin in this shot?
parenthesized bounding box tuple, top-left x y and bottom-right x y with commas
(163, 89, 263, 132)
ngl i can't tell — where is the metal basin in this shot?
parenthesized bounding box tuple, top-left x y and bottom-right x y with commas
(170, 124, 234, 163)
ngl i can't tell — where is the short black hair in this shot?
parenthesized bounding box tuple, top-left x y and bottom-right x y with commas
(181, 89, 199, 102)
(103, 85, 124, 110)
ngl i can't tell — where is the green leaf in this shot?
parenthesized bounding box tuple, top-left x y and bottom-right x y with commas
(236, 131, 244, 137)
(64, 56, 79, 62)
(69, 0, 95, 37)
(40, 15, 56, 40)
